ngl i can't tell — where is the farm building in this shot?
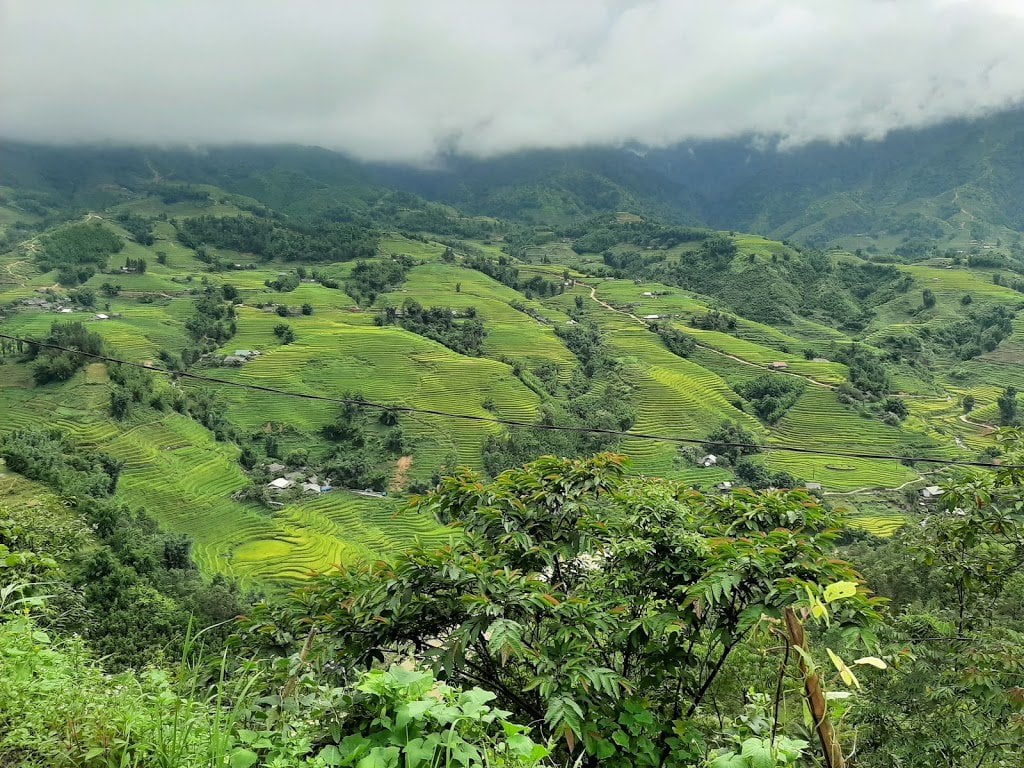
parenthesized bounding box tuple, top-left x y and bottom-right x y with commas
(920, 485, 943, 501)
(699, 454, 718, 467)
(805, 483, 822, 492)
(267, 477, 294, 490)
(267, 463, 286, 475)
(301, 482, 321, 494)
(769, 361, 788, 370)
(715, 481, 733, 492)
(644, 314, 661, 320)
(94, 313, 109, 320)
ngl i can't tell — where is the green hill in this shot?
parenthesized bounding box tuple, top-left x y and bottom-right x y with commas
(2, 149, 1022, 584)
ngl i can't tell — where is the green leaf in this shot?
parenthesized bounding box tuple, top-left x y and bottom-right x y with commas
(853, 656, 888, 669)
(402, 735, 440, 767)
(823, 581, 857, 603)
(357, 746, 400, 768)
(708, 753, 747, 768)
(317, 745, 345, 766)
(229, 749, 259, 768)
(741, 738, 774, 768)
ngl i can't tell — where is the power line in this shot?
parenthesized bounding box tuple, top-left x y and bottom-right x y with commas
(0, 332, 1016, 470)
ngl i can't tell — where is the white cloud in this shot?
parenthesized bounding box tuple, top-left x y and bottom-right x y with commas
(1, 0, 1022, 162)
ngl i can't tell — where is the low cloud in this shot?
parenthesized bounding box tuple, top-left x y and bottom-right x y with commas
(2, 0, 1023, 163)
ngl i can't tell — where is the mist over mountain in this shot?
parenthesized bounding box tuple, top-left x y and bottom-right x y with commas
(6, 108, 1023, 248)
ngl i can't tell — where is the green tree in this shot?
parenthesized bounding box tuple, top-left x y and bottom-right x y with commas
(850, 431, 1024, 766)
(288, 454, 879, 764)
(962, 394, 975, 413)
(997, 386, 1018, 425)
(706, 421, 761, 463)
(921, 288, 936, 309)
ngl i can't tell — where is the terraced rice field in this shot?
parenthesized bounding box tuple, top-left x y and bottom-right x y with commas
(0, 364, 448, 585)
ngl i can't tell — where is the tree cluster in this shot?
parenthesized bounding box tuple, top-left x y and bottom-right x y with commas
(377, 299, 486, 357)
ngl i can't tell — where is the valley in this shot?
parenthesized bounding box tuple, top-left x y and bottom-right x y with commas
(2, 152, 1020, 584)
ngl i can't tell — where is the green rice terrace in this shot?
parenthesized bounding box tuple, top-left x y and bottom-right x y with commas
(2, 177, 1020, 587)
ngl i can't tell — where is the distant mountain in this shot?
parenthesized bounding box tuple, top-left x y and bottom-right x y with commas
(363, 109, 1024, 247)
(4, 107, 1023, 247)
(646, 109, 1024, 246)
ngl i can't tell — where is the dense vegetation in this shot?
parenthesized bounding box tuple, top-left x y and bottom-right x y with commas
(377, 299, 486, 357)
(37, 222, 124, 285)
(176, 215, 378, 263)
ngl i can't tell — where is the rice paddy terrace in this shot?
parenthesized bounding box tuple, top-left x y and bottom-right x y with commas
(1, 188, 1018, 584)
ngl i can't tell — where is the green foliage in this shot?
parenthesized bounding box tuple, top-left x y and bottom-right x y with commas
(832, 344, 890, 399)
(284, 454, 879, 762)
(346, 256, 412, 305)
(734, 375, 804, 424)
(928, 304, 1015, 360)
(37, 222, 123, 285)
(707, 736, 808, 768)
(378, 300, 486, 357)
(997, 386, 1018, 425)
(273, 323, 295, 344)
(24, 321, 104, 385)
(846, 431, 1024, 766)
(0, 429, 121, 498)
(652, 322, 697, 358)
(265, 272, 300, 292)
(176, 214, 377, 263)
(328, 666, 550, 768)
(115, 212, 156, 245)
(706, 421, 761, 463)
(571, 216, 707, 253)
(468, 255, 564, 298)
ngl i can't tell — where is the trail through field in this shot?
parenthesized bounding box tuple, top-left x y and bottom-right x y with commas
(584, 283, 837, 390)
(823, 471, 929, 496)
(959, 411, 996, 435)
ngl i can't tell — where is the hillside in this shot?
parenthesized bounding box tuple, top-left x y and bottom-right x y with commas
(4, 155, 1023, 585)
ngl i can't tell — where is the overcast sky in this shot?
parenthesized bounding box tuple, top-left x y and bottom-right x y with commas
(2, 1, 1024, 163)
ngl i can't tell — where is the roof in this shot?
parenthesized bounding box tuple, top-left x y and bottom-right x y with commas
(267, 477, 293, 489)
(716, 481, 733, 490)
(769, 361, 788, 369)
(301, 482, 321, 493)
(267, 463, 286, 474)
(805, 483, 822, 491)
(643, 314, 661, 320)
(921, 485, 943, 496)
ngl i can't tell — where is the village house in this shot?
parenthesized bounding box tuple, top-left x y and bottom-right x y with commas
(715, 481, 733, 492)
(699, 454, 717, 468)
(267, 477, 293, 490)
(920, 485, 943, 502)
(769, 361, 788, 370)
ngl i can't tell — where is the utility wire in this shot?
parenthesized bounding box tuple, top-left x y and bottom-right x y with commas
(0, 332, 1017, 470)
